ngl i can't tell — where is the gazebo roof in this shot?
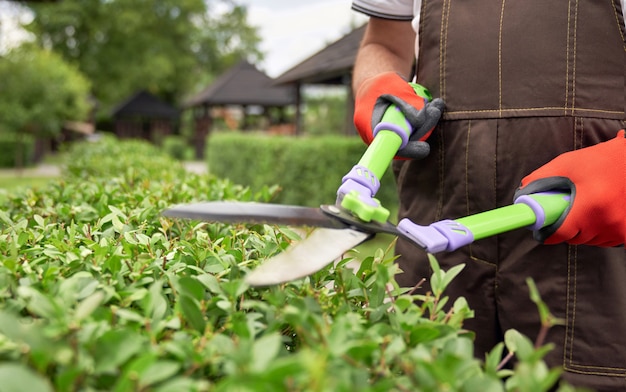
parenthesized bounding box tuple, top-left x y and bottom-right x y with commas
(274, 24, 366, 85)
(185, 61, 296, 108)
(111, 90, 179, 119)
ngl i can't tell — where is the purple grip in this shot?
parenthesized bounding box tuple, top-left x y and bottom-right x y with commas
(336, 165, 381, 207)
(513, 195, 546, 231)
(372, 106, 412, 149)
(397, 218, 474, 253)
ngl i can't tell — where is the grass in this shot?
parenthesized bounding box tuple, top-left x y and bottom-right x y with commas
(0, 176, 54, 190)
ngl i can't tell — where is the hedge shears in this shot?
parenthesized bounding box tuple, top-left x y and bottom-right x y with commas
(164, 84, 570, 286)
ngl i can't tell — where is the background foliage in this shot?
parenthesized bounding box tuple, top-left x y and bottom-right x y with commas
(206, 133, 399, 209)
(0, 137, 582, 391)
(0, 44, 91, 167)
(24, 0, 262, 116)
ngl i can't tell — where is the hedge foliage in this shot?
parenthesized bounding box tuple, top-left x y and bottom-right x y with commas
(0, 136, 33, 168)
(206, 133, 399, 209)
(0, 136, 582, 391)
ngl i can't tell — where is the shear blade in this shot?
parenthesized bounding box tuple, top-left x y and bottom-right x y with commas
(163, 201, 346, 229)
(245, 228, 371, 286)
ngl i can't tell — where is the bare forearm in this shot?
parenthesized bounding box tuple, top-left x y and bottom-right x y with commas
(352, 18, 416, 93)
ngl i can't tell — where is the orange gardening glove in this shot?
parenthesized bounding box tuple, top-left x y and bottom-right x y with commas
(354, 72, 445, 159)
(514, 130, 626, 246)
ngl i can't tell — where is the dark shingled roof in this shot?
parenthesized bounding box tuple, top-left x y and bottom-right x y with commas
(111, 90, 179, 119)
(185, 61, 296, 108)
(274, 24, 366, 85)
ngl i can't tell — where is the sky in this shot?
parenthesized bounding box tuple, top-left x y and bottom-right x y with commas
(237, 0, 368, 77)
(0, 1, 34, 53)
(0, 0, 368, 78)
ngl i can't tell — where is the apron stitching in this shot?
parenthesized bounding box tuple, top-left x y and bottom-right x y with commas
(498, 0, 507, 118)
(610, 0, 626, 51)
(465, 120, 476, 260)
(444, 107, 623, 116)
(494, 121, 499, 209)
(436, 127, 444, 220)
(565, 0, 572, 116)
(465, 120, 472, 217)
(570, 0, 579, 116)
(573, 118, 578, 150)
(564, 245, 573, 368)
(568, 364, 626, 371)
(577, 117, 583, 149)
(569, 245, 578, 367)
(439, 0, 451, 101)
(469, 256, 497, 267)
(563, 366, 626, 376)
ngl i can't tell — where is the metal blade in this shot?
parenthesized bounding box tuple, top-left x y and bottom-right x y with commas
(163, 202, 346, 229)
(245, 228, 371, 286)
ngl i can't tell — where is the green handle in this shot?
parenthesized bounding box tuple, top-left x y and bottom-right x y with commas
(357, 109, 410, 179)
(457, 192, 570, 241)
(340, 83, 431, 223)
(397, 192, 571, 253)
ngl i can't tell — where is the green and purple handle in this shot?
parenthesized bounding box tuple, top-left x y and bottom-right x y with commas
(337, 83, 570, 252)
(397, 192, 570, 253)
(337, 83, 432, 223)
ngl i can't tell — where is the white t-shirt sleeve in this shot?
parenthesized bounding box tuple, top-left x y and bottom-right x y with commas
(351, 0, 415, 20)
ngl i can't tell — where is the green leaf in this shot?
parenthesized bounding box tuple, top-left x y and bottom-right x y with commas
(18, 287, 61, 320)
(177, 276, 205, 301)
(178, 294, 206, 333)
(504, 329, 534, 361)
(250, 333, 282, 373)
(195, 273, 223, 295)
(74, 290, 105, 321)
(0, 363, 53, 392)
(94, 329, 146, 374)
(441, 263, 465, 291)
(484, 342, 505, 375)
(138, 361, 181, 388)
(153, 377, 201, 392)
(113, 353, 158, 392)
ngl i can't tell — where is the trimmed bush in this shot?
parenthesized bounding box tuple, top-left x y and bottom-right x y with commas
(162, 135, 192, 161)
(206, 133, 399, 208)
(0, 136, 580, 391)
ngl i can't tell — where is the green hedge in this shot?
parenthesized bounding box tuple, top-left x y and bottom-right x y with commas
(206, 133, 399, 208)
(0, 136, 579, 391)
(0, 137, 34, 168)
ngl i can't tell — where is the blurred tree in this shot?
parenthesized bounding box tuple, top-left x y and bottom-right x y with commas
(0, 44, 91, 167)
(23, 0, 262, 118)
(303, 90, 348, 136)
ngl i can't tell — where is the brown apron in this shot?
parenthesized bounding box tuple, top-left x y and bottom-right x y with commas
(393, 1, 626, 390)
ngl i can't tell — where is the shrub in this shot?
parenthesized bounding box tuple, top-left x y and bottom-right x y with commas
(162, 135, 192, 161)
(206, 133, 399, 208)
(0, 137, 580, 391)
(0, 134, 34, 168)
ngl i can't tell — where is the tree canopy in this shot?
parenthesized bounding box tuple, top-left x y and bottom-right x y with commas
(0, 43, 92, 167)
(0, 44, 91, 135)
(24, 0, 263, 117)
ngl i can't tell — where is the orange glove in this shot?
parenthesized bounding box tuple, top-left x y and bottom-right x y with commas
(354, 72, 444, 159)
(514, 130, 626, 246)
